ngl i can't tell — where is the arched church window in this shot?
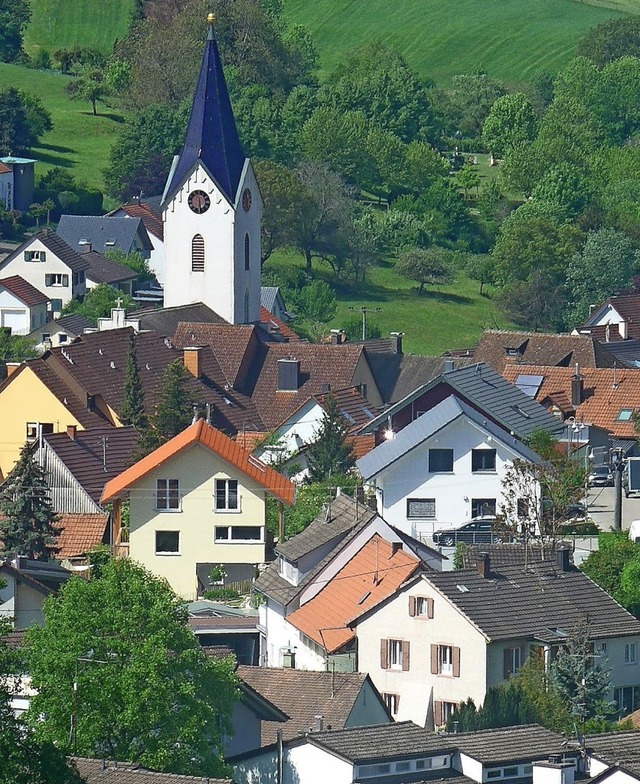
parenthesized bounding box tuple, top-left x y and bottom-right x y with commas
(244, 289, 250, 323)
(244, 233, 250, 271)
(191, 234, 205, 272)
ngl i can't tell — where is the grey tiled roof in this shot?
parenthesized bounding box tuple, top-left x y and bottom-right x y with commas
(73, 758, 230, 783)
(57, 215, 153, 254)
(427, 562, 640, 641)
(260, 286, 280, 314)
(275, 493, 376, 562)
(357, 395, 541, 481)
(309, 721, 458, 763)
(83, 250, 137, 285)
(130, 303, 227, 336)
(449, 724, 575, 764)
(31, 229, 90, 273)
(461, 543, 573, 570)
(52, 313, 93, 335)
(587, 731, 640, 776)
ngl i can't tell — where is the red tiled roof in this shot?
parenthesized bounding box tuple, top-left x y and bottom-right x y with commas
(258, 306, 301, 342)
(56, 513, 109, 559)
(503, 364, 640, 437)
(287, 535, 421, 653)
(0, 275, 48, 307)
(102, 419, 295, 504)
(0, 163, 12, 174)
(113, 202, 164, 241)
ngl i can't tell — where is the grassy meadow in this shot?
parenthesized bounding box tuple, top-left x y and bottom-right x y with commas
(283, 0, 629, 84)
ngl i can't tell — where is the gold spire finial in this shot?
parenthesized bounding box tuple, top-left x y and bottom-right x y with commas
(207, 12, 215, 24)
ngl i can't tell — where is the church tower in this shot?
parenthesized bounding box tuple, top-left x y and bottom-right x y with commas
(161, 15, 262, 324)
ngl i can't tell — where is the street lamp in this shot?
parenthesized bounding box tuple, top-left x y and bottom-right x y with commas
(348, 306, 382, 341)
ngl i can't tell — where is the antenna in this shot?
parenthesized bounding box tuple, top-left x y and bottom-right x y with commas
(98, 435, 109, 472)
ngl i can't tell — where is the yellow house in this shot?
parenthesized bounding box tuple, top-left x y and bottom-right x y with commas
(102, 419, 295, 600)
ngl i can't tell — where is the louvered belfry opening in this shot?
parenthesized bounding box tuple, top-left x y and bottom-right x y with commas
(191, 234, 205, 272)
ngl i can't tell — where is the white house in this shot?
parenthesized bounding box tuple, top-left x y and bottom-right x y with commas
(357, 395, 542, 542)
(0, 275, 48, 334)
(0, 559, 52, 629)
(0, 230, 88, 316)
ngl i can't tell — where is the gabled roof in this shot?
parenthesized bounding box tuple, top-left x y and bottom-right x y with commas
(357, 395, 541, 481)
(131, 303, 227, 336)
(57, 215, 153, 255)
(1, 229, 89, 274)
(260, 287, 282, 314)
(461, 542, 573, 570)
(101, 419, 295, 505)
(427, 561, 640, 642)
(237, 666, 389, 744)
(587, 731, 640, 777)
(55, 513, 109, 559)
(162, 25, 246, 206)
(474, 329, 617, 373)
(44, 426, 139, 505)
(49, 313, 93, 335)
(287, 534, 423, 653)
(502, 364, 640, 438)
(73, 758, 231, 784)
(0, 275, 48, 306)
(446, 724, 576, 765)
(82, 250, 138, 285)
(367, 353, 475, 404)
(0, 559, 52, 596)
(583, 294, 640, 329)
(108, 201, 164, 241)
(258, 306, 300, 342)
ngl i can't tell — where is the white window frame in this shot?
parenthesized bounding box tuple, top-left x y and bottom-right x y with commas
(382, 692, 399, 716)
(214, 478, 240, 511)
(439, 644, 453, 675)
(214, 525, 263, 543)
(24, 249, 46, 262)
(625, 642, 637, 664)
(441, 701, 458, 723)
(156, 479, 180, 511)
(388, 639, 403, 670)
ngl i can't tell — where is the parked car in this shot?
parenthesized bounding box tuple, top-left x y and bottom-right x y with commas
(432, 517, 504, 547)
(587, 465, 613, 488)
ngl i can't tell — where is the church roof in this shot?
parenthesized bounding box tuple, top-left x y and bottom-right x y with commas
(162, 25, 246, 206)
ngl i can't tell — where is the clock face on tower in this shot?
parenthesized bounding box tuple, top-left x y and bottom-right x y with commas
(188, 190, 211, 214)
(242, 188, 252, 212)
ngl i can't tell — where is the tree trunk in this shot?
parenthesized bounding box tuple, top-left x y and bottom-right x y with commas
(92, 98, 97, 116)
(304, 248, 313, 273)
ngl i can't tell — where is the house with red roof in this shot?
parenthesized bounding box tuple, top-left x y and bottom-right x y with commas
(102, 419, 295, 600)
(0, 275, 48, 334)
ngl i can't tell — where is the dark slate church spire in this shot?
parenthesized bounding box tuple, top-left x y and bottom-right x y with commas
(162, 14, 246, 205)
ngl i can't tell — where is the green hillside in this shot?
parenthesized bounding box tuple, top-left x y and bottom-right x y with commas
(24, 0, 135, 55)
(283, 0, 630, 84)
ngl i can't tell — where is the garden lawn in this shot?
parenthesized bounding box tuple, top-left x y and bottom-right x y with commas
(24, 0, 135, 56)
(283, 0, 628, 85)
(266, 250, 514, 356)
(0, 63, 128, 192)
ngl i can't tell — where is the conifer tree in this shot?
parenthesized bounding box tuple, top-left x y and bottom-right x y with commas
(119, 332, 146, 430)
(139, 360, 193, 455)
(306, 393, 355, 483)
(0, 443, 59, 561)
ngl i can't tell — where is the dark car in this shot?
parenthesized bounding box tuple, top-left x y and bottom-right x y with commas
(432, 517, 504, 547)
(587, 465, 613, 488)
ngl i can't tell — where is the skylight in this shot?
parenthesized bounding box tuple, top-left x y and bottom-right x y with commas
(515, 374, 544, 398)
(618, 409, 634, 421)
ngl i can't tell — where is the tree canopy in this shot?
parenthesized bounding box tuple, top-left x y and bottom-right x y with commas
(26, 558, 237, 775)
(306, 393, 356, 483)
(0, 0, 30, 62)
(0, 88, 52, 155)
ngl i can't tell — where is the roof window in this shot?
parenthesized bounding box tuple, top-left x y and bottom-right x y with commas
(618, 409, 634, 421)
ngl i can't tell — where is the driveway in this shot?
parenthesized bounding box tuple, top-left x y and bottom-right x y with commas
(586, 486, 640, 532)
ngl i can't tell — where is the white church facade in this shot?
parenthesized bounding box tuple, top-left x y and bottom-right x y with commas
(161, 20, 263, 325)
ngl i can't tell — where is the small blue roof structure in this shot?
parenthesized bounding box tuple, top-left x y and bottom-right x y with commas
(162, 23, 246, 206)
(0, 156, 37, 165)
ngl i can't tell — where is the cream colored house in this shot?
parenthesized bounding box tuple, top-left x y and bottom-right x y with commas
(102, 419, 295, 600)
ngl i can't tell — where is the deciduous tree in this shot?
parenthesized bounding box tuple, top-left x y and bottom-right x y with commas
(306, 393, 356, 483)
(481, 93, 537, 157)
(0, 0, 30, 62)
(26, 558, 237, 775)
(0, 88, 52, 155)
(395, 247, 452, 294)
(61, 284, 134, 326)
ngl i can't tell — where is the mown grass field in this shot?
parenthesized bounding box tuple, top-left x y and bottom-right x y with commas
(24, 0, 135, 56)
(0, 62, 128, 192)
(267, 250, 514, 355)
(283, 0, 630, 84)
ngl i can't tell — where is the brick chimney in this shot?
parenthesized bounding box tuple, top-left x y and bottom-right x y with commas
(555, 544, 571, 572)
(476, 552, 491, 579)
(66, 425, 77, 440)
(183, 347, 201, 379)
(390, 332, 404, 354)
(330, 329, 346, 345)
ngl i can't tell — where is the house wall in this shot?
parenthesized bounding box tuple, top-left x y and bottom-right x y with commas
(0, 238, 86, 311)
(0, 170, 13, 209)
(259, 599, 326, 670)
(344, 681, 392, 728)
(356, 578, 488, 727)
(486, 638, 530, 689)
(147, 232, 165, 285)
(375, 415, 531, 539)
(0, 573, 45, 629)
(352, 352, 383, 407)
(287, 743, 353, 784)
(163, 162, 262, 325)
(600, 635, 640, 697)
(258, 400, 324, 466)
(0, 366, 86, 478)
(39, 444, 102, 513)
(128, 443, 266, 600)
(225, 700, 263, 758)
(0, 288, 47, 334)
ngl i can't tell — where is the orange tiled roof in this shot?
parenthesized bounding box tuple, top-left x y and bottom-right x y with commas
(56, 513, 109, 559)
(258, 306, 301, 342)
(503, 364, 640, 437)
(0, 163, 11, 174)
(101, 419, 295, 505)
(287, 535, 421, 653)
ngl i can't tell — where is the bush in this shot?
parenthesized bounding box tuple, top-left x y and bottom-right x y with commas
(203, 587, 241, 601)
(557, 520, 600, 536)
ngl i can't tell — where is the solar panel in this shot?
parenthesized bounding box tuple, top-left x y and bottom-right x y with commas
(515, 374, 544, 397)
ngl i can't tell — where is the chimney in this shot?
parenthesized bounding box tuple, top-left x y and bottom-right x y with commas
(444, 359, 455, 373)
(321, 383, 331, 393)
(555, 545, 571, 572)
(5, 362, 20, 378)
(619, 321, 628, 340)
(532, 759, 575, 784)
(330, 329, 345, 345)
(314, 715, 324, 732)
(390, 332, 404, 354)
(183, 347, 201, 379)
(571, 363, 583, 407)
(391, 541, 402, 556)
(67, 425, 77, 440)
(476, 552, 491, 579)
(81, 243, 92, 254)
(277, 357, 300, 391)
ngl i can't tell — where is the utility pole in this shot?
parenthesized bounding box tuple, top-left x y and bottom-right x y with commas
(348, 306, 381, 340)
(612, 448, 624, 531)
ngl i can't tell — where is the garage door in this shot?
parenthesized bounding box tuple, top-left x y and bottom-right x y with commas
(1, 309, 26, 332)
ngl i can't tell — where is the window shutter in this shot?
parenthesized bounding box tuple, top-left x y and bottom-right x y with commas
(62, 274, 69, 286)
(41, 251, 46, 261)
(408, 596, 416, 617)
(427, 598, 434, 619)
(503, 648, 511, 679)
(402, 640, 410, 671)
(380, 639, 388, 670)
(23, 250, 29, 261)
(45, 274, 52, 286)
(453, 646, 461, 678)
(431, 644, 439, 674)
(434, 700, 443, 727)
(191, 234, 205, 272)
